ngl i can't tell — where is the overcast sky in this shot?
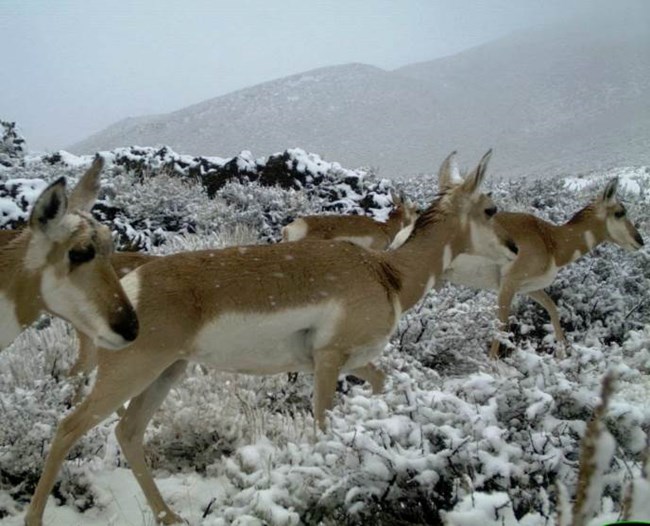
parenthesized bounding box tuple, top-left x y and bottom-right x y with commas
(0, 0, 637, 151)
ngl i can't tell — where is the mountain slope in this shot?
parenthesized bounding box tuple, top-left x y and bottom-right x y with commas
(70, 21, 650, 177)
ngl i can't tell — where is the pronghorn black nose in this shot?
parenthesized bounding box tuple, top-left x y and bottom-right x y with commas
(506, 238, 519, 255)
(634, 232, 644, 247)
(110, 309, 139, 342)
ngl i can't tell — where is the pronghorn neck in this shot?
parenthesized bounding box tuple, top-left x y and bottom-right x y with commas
(384, 209, 407, 238)
(385, 218, 460, 311)
(0, 231, 44, 343)
(552, 206, 604, 266)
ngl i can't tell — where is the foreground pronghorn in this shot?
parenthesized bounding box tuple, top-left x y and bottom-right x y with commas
(1, 227, 150, 377)
(0, 158, 138, 354)
(441, 177, 645, 359)
(281, 192, 418, 249)
(26, 150, 518, 525)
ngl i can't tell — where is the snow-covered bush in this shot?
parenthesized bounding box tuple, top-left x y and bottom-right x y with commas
(0, 135, 649, 524)
(0, 121, 26, 168)
(0, 146, 398, 249)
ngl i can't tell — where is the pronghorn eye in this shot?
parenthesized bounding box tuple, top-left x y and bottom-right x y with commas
(69, 246, 96, 266)
(614, 210, 625, 219)
(485, 206, 498, 217)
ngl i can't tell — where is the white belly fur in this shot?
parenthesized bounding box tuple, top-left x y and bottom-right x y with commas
(334, 235, 375, 249)
(443, 255, 502, 290)
(192, 300, 345, 374)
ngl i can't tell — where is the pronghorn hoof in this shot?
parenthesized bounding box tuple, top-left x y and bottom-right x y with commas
(157, 510, 184, 525)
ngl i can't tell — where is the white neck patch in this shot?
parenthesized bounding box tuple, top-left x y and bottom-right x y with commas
(120, 270, 142, 312)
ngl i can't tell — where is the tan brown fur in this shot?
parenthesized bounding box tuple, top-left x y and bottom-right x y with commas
(282, 193, 418, 250)
(26, 150, 518, 525)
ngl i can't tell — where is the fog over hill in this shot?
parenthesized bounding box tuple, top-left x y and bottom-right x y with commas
(70, 20, 650, 178)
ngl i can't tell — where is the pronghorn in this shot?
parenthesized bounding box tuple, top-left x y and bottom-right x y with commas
(26, 150, 518, 525)
(441, 178, 645, 359)
(281, 192, 418, 249)
(0, 158, 138, 355)
(1, 226, 151, 384)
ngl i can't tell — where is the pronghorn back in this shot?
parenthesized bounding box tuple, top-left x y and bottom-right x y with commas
(282, 194, 418, 250)
(26, 150, 520, 525)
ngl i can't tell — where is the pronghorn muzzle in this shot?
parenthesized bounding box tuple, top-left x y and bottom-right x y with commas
(109, 305, 139, 343)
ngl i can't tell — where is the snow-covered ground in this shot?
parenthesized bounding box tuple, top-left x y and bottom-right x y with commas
(0, 148, 649, 525)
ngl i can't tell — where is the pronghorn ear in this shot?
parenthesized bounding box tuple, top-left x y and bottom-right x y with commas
(601, 178, 619, 203)
(30, 177, 69, 233)
(462, 149, 493, 194)
(68, 156, 104, 212)
(390, 190, 402, 207)
(438, 150, 458, 191)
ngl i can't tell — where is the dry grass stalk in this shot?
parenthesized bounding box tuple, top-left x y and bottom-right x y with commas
(570, 371, 616, 526)
(621, 442, 650, 520)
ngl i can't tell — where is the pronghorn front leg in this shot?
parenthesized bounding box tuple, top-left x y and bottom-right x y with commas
(26, 353, 178, 526)
(25, 378, 130, 525)
(526, 289, 568, 358)
(313, 349, 347, 431)
(490, 280, 517, 359)
(350, 362, 385, 394)
(68, 332, 98, 405)
(115, 360, 188, 525)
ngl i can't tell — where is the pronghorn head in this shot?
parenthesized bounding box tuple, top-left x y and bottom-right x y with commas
(594, 178, 645, 251)
(434, 150, 518, 262)
(26, 157, 139, 349)
(389, 191, 418, 229)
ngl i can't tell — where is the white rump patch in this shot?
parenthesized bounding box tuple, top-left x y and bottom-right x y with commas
(192, 300, 343, 374)
(0, 292, 21, 349)
(282, 219, 308, 242)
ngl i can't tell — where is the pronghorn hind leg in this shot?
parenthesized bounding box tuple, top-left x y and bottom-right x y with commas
(350, 362, 385, 394)
(115, 360, 188, 525)
(313, 349, 347, 431)
(526, 289, 568, 358)
(490, 281, 517, 360)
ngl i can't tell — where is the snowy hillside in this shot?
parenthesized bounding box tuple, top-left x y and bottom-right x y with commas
(0, 143, 649, 525)
(67, 20, 650, 178)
